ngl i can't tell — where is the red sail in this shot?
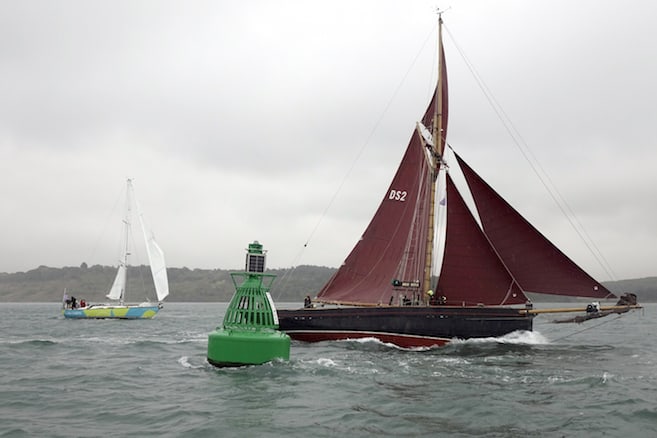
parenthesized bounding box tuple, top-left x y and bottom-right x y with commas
(421, 43, 449, 154)
(455, 153, 615, 299)
(317, 130, 432, 305)
(437, 174, 528, 306)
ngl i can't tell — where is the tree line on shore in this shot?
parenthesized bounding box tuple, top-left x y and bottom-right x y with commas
(0, 264, 336, 303)
(1, 264, 656, 303)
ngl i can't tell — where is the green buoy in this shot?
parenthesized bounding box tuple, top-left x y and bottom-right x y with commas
(207, 241, 290, 367)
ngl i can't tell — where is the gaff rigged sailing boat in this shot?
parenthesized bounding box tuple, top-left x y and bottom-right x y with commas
(63, 179, 170, 319)
(277, 16, 640, 348)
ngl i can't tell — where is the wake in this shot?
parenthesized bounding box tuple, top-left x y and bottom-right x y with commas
(451, 330, 549, 346)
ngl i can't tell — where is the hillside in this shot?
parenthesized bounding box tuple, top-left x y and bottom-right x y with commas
(604, 276, 657, 302)
(0, 264, 336, 304)
(1, 265, 656, 303)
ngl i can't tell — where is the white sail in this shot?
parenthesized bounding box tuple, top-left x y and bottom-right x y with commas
(143, 232, 169, 302)
(131, 181, 170, 302)
(432, 165, 448, 282)
(106, 263, 126, 301)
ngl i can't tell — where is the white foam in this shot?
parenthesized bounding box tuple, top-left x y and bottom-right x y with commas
(601, 371, 614, 383)
(451, 330, 549, 346)
(177, 355, 204, 369)
(340, 336, 435, 351)
(316, 357, 337, 367)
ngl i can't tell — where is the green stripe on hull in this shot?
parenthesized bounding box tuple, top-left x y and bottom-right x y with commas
(62, 305, 160, 319)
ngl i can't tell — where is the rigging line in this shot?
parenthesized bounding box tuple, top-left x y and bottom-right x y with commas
(87, 184, 125, 267)
(300, 21, 439, 251)
(127, 212, 149, 302)
(270, 265, 300, 301)
(549, 312, 634, 342)
(443, 24, 617, 281)
(276, 22, 439, 302)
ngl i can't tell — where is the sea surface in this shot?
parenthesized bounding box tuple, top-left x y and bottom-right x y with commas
(0, 302, 654, 437)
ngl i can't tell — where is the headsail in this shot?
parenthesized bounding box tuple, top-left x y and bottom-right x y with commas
(106, 263, 126, 301)
(130, 180, 170, 302)
(436, 174, 528, 306)
(454, 153, 614, 299)
(142, 234, 169, 302)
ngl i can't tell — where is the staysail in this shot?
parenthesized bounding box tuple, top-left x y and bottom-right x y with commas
(435, 174, 527, 305)
(454, 153, 615, 299)
(106, 263, 126, 301)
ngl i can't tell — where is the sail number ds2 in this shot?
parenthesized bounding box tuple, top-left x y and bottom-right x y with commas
(389, 190, 407, 201)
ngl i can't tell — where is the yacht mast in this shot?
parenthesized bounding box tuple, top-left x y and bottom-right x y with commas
(120, 179, 133, 303)
(422, 13, 447, 300)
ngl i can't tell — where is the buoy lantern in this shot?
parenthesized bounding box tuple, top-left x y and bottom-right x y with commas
(207, 241, 290, 367)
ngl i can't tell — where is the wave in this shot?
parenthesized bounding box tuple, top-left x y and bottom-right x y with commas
(1, 339, 57, 347)
(339, 337, 413, 351)
(325, 330, 548, 352)
(178, 355, 205, 369)
(53, 335, 207, 347)
(451, 330, 550, 346)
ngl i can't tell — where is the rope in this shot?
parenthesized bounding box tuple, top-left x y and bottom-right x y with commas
(548, 311, 638, 342)
(86, 184, 124, 267)
(442, 23, 617, 281)
(300, 22, 439, 252)
(273, 21, 441, 300)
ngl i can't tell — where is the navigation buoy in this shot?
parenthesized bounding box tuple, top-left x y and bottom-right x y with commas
(207, 241, 290, 367)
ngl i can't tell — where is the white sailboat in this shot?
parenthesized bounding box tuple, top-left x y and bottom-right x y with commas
(63, 179, 169, 319)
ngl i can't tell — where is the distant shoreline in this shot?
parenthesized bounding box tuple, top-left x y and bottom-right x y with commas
(1, 265, 655, 303)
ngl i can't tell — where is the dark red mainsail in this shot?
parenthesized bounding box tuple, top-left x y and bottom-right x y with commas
(455, 153, 615, 299)
(317, 130, 432, 305)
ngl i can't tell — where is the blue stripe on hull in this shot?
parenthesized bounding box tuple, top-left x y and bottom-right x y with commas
(62, 305, 160, 319)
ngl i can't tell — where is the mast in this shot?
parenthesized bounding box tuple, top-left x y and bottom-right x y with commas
(422, 13, 447, 300)
(121, 179, 133, 304)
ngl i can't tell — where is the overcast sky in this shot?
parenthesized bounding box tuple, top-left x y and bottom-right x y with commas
(2, 0, 656, 281)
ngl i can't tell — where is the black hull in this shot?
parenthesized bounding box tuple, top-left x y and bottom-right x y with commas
(277, 306, 534, 348)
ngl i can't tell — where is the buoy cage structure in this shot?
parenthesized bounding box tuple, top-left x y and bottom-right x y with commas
(207, 241, 290, 367)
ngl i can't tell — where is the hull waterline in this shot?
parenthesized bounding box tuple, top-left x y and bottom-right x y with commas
(62, 304, 162, 319)
(278, 306, 534, 349)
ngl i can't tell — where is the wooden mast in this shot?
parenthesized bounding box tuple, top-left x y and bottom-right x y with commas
(422, 13, 446, 302)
